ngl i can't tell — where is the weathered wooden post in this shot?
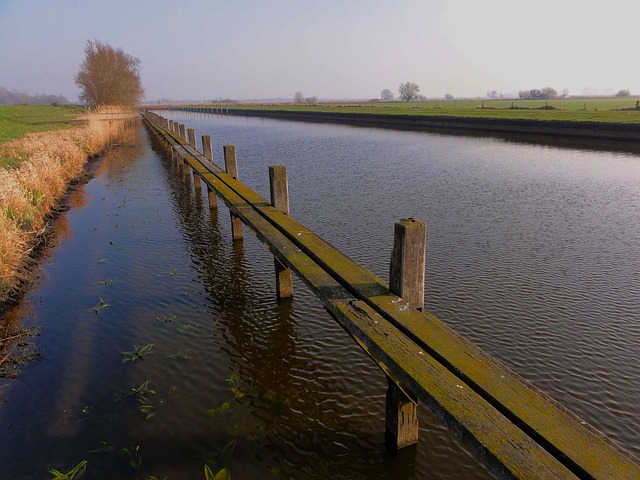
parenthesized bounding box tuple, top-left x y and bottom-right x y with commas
(202, 135, 213, 161)
(186, 128, 201, 187)
(187, 128, 196, 149)
(202, 135, 217, 208)
(224, 145, 243, 240)
(179, 124, 186, 142)
(390, 218, 426, 311)
(269, 165, 293, 298)
(386, 218, 426, 450)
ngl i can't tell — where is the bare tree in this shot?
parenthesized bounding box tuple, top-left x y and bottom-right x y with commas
(615, 89, 631, 97)
(75, 39, 144, 107)
(398, 82, 420, 102)
(381, 89, 394, 101)
(293, 91, 305, 103)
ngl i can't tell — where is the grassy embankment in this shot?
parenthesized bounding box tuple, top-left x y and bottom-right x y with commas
(0, 105, 87, 167)
(0, 105, 136, 305)
(224, 97, 640, 123)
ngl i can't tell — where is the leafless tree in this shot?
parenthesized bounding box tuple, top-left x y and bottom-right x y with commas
(381, 89, 394, 101)
(293, 91, 305, 103)
(75, 40, 144, 107)
(398, 82, 420, 102)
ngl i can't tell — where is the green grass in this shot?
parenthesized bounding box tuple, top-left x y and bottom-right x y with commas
(0, 105, 84, 168)
(0, 105, 85, 143)
(222, 97, 640, 124)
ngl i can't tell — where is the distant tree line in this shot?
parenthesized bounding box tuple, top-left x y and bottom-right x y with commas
(0, 86, 68, 106)
(293, 92, 318, 104)
(518, 87, 560, 100)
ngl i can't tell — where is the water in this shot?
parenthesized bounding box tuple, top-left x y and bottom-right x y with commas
(0, 112, 638, 479)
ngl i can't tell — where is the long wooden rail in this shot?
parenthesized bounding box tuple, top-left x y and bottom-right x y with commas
(142, 111, 640, 480)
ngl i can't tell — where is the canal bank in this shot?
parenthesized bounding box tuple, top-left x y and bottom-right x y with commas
(178, 106, 640, 144)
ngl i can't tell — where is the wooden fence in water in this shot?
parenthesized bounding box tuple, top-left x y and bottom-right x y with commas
(142, 110, 640, 480)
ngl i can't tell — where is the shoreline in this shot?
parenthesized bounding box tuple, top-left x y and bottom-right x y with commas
(222, 108, 640, 144)
(0, 114, 138, 316)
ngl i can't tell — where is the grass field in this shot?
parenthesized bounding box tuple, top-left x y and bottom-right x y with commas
(222, 97, 640, 124)
(0, 105, 85, 168)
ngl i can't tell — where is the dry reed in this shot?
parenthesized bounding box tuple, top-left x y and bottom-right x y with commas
(0, 110, 136, 300)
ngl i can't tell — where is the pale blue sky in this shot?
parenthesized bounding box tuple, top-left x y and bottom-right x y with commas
(1, 0, 639, 102)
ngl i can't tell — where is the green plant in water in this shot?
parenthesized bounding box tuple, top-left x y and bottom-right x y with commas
(77, 404, 93, 423)
(166, 348, 191, 360)
(121, 343, 154, 363)
(130, 380, 155, 403)
(122, 445, 142, 469)
(89, 441, 115, 454)
(201, 440, 236, 467)
(90, 297, 110, 313)
(177, 323, 199, 334)
(226, 373, 256, 400)
(155, 314, 176, 323)
(95, 279, 114, 287)
(96, 258, 108, 265)
(139, 404, 155, 419)
(207, 401, 232, 416)
(204, 465, 231, 480)
(48, 459, 87, 479)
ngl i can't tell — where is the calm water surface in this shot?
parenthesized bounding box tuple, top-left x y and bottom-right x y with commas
(0, 112, 638, 479)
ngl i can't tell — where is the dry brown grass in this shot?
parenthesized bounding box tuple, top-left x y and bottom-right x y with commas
(0, 109, 137, 299)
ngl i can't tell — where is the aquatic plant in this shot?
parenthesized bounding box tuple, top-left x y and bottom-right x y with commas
(155, 314, 176, 323)
(139, 404, 155, 419)
(121, 343, 154, 363)
(90, 297, 110, 313)
(165, 348, 191, 360)
(207, 401, 232, 416)
(48, 459, 87, 479)
(177, 323, 197, 334)
(130, 380, 155, 403)
(122, 445, 142, 469)
(201, 440, 236, 466)
(95, 279, 114, 286)
(88, 441, 115, 454)
(204, 465, 231, 480)
(226, 373, 256, 400)
(96, 258, 108, 265)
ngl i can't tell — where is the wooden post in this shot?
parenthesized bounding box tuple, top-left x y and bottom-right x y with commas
(269, 165, 293, 298)
(179, 124, 186, 142)
(187, 128, 196, 148)
(202, 135, 217, 208)
(389, 218, 426, 310)
(386, 217, 426, 450)
(385, 376, 419, 450)
(224, 145, 243, 240)
(202, 135, 213, 161)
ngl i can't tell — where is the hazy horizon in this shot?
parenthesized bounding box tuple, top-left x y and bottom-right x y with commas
(1, 0, 639, 103)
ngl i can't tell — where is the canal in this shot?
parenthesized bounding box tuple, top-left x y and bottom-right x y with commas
(0, 112, 638, 479)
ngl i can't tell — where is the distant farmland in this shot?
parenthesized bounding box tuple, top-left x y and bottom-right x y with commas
(224, 97, 640, 124)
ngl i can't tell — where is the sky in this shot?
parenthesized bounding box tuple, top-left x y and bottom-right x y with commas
(1, 0, 639, 102)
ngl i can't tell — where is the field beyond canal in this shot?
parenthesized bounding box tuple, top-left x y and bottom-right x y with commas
(223, 97, 640, 123)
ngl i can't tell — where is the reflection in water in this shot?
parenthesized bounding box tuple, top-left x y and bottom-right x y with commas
(0, 115, 638, 479)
